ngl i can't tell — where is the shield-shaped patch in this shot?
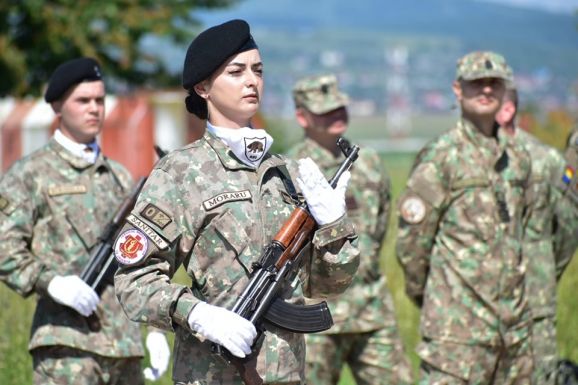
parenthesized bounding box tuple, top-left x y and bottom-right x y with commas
(244, 137, 267, 162)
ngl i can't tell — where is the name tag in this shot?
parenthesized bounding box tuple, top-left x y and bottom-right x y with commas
(48, 184, 87, 196)
(203, 190, 252, 211)
(126, 214, 169, 250)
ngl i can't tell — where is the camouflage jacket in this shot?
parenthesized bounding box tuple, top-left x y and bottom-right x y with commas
(0, 138, 144, 357)
(552, 128, 578, 277)
(113, 131, 359, 384)
(396, 119, 532, 347)
(515, 129, 573, 319)
(286, 137, 396, 333)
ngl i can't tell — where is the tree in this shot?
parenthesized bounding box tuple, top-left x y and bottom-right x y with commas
(0, 0, 239, 97)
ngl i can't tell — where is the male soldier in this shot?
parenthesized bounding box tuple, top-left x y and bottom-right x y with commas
(496, 83, 578, 384)
(396, 51, 533, 384)
(0, 57, 169, 384)
(287, 74, 413, 385)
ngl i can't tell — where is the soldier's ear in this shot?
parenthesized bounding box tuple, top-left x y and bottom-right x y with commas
(452, 80, 463, 101)
(194, 81, 210, 100)
(295, 108, 309, 129)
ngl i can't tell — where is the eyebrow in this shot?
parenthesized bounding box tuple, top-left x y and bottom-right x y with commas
(227, 61, 263, 67)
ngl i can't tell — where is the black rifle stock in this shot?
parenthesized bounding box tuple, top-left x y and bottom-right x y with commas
(80, 146, 166, 330)
(214, 138, 359, 384)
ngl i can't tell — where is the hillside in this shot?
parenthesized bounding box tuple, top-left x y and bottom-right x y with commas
(187, 0, 578, 116)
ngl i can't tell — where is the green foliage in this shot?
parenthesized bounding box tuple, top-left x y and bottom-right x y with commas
(0, 0, 239, 97)
(519, 108, 576, 151)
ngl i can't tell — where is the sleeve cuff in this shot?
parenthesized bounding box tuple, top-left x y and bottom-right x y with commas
(34, 268, 57, 296)
(171, 291, 201, 330)
(313, 214, 356, 248)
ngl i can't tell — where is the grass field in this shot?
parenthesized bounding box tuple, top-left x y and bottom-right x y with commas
(1, 141, 577, 384)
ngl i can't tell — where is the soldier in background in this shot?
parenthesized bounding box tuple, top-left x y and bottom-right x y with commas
(496, 82, 577, 384)
(287, 74, 413, 385)
(555, 126, 578, 385)
(396, 51, 533, 384)
(0, 57, 169, 384)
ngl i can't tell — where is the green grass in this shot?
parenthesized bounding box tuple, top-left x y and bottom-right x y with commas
(1, 150, 577, 385)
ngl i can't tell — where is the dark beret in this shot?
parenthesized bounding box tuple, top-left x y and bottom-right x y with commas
(44, 57, 103, 103)
(182, 19, 258, 90)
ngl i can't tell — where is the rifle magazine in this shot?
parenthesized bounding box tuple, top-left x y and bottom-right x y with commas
(264, 298, 333, 333)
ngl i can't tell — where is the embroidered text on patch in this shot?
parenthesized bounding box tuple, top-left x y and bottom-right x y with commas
(126, 214, 169, 250)
(203, 190, 252, 211)
(48, 185, 87, 196)
(140, 203, 172, 229)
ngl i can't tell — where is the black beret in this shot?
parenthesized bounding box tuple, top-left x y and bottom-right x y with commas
(182, 19, 258, 90)
(44, 57, 103, 103)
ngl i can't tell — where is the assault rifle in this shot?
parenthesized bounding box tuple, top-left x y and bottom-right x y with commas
(214, 138, 359, 384)
(80, 146, 166, 330)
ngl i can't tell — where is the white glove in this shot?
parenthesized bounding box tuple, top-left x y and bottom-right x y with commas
(143, 331, 171, 381)
(47, 275, 99, 317)
(187, 301, 257, 358)
(296, 157, 350, 225)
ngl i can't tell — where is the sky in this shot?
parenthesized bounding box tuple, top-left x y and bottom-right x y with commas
(479, 0, 578, 14)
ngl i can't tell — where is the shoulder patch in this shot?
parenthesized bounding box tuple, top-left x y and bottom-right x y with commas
(400, 196, 427, 224)
(140, 203, 172, 229)
(48, 184, 87, 196)
(114, 229, 149, 265)
(203, 190, 252, 211)
(562, 165, 575, 185)
(126, 214, 169, 250)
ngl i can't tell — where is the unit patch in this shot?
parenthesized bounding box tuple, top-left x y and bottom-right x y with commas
(126, 214, 169, 250)
(48, 184, 87, 196)
(244, 137, 266, 162)
(114, 229, 149, 265)
(400, 196, 427, 224)
(203, 190, 252, 211)
(140, 203, 172, 229)
(562, 165, 575, 185)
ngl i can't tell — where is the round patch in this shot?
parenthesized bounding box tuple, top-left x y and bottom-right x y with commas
(400, 196, 427, 224)
(114, 229, 148, 265)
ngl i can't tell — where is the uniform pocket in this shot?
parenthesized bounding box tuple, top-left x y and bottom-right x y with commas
(188, 209, 250, 301)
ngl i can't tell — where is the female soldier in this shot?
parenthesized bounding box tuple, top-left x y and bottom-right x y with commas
(113, 19, 359, 385)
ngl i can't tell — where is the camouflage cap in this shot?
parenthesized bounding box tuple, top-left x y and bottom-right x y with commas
(455, 51, 513, 82)
(292, 74, 349, 114)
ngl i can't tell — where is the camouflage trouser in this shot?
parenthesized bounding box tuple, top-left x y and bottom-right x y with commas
(532, 317, 557, 385)
(32, 346, 144, 385)
(305, 327, 414, 385)
(417, 338, 533, 385)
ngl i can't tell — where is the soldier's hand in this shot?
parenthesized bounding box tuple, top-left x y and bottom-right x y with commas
(187, 301, 257, 358)
(47, 275, 99, 317)
(296, 157, 350, 225)
(143, 330, 170, 381)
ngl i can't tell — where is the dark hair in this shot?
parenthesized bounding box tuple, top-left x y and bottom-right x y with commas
(185, 91, 208, 120)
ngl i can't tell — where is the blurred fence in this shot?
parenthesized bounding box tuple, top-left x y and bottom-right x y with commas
(0, 91, 205, 178)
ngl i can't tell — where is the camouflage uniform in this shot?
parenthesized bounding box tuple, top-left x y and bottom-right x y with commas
(554, 127, 578, 263)
(113, 131, 359, 385)
(514, 129, 573, 385)
(396, 118, 533, 384)
(0, 138, 144, 384)
(287, 138, 413, 385)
